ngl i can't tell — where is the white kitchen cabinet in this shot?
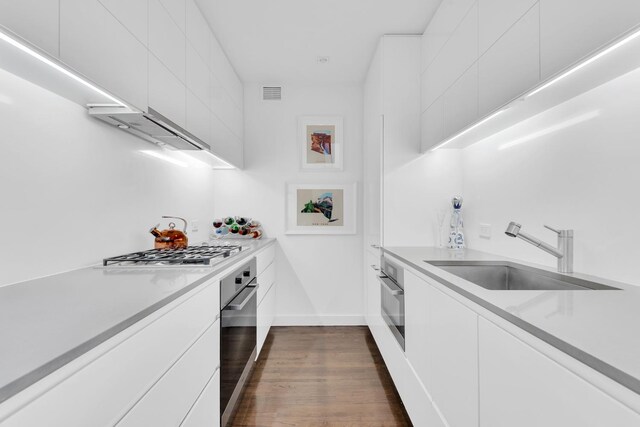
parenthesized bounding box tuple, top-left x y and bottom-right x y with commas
(117, 320, 220, 427)
(186, 91, 212, 144)
(158, 0, 186, 33)
(478, 0, 538, 55)
(257, 281, 276, 358)
(479, 3, 540, 117)
(256, 243, 276, 358)
(479, 317, 640, 427)
(180, 369, 220, 427)
(363, 40, 383, 253)
(210, 36, 243, 110)
(186, 43, 212, 110)
(0, 0, 59, 57)
(186, 0, 211, 69)
(149, 54, 186, 127)
(365, 251, 382, 332)
(420, 96, 445, 152)
(422, 2, 478, 111)
(540, 0, 640, 79)
(421, 0, 477, 72)
(149, 0, 186, 84)
(59, 0, 148, 109)
(405, 270, 478, 427)
(444, 61, 478, 138)
(0, 280, 220, 427)
(210, 112, 242, 167)
(98, 0, 148, 46)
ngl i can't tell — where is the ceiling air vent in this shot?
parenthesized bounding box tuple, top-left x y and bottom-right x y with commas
(262, 86, 282, 101)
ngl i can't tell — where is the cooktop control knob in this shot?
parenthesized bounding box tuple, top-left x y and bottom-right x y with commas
(243, 270, 251, 277)
(235, 277, 243, 284)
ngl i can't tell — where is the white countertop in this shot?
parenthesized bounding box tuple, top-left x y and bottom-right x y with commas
(0, 239, 275, 404)
(384, 246, 640, 395)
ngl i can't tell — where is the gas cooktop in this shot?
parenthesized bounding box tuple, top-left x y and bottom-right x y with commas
(102, 244, 243, 267)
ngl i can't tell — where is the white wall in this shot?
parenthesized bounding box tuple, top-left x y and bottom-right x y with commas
(211, 83, 364, 325)
(403, 66, 640, 286)
(0, 67, 217, 287)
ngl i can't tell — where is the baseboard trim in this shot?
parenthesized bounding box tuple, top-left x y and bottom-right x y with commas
(273, 315, 366, 326)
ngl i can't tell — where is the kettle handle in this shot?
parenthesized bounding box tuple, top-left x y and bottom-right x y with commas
(162, 216, 188, 234)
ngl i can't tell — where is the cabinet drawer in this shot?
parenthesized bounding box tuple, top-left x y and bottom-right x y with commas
(1, 282, 219, 427)
(256, 244, 275, 275)
(256, 262, 275, 305)
(117, 319, 220, 427)
(180, 369, 220, 427)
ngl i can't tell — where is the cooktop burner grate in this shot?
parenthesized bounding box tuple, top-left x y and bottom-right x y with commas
(103, 245, 243, 266)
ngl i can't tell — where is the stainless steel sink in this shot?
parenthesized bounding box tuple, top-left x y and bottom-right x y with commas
(425, 261, 620, 291)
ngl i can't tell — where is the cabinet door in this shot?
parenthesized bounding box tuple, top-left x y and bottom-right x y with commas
(363, 42, 382, 250)
(421, 0, 477, 72)
(0, 0, 59, 57)
(257, 281, 276, 357)
(478, 0, 537, 55)
(479, 318, 640, 427)
(180, 369, 220, 427)
(444, 61, 478, 139)
(59, 0, 148, 108)
(422, 2, 478, 111)
(421, 96, 445, 152)
(99, 0, 148, 45)
(479, 3, 540, 117)
(405, 271, 478, 427)
(149, 54, 186, 127)
(540, 0, 640, 79)
(186, 91, 212, 145)
(149, 0, 186, 83)
(365, 252, 382, 333)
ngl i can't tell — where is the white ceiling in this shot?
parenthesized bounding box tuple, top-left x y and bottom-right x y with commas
(196, 0, 442, 85)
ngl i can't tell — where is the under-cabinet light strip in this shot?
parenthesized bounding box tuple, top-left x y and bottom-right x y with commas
(527, 27, 640, 99)
(0, 30, 126, 107)
(430, 109, 505, 151)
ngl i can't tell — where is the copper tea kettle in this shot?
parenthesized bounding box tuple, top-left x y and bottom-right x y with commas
(149, 216, 188, 249)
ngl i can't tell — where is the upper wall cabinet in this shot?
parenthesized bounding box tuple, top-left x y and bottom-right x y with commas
(422, 3, 478, 111)
(2, 0, 244, 167)
(421, 0, 476, 72)
(478, 0, 537, 55)
(540, 0, 640, 79)
(0, 0, 59, 57)
(60, 0, 148, 109)
(98, 0, 148, 46)
(479, 4, 540, 117)
(149, 0, 186, 84)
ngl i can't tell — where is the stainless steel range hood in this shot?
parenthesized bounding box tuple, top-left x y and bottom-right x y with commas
(88, 104, 210, 151)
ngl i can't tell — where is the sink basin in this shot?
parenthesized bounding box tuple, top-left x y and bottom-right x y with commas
(425, 261, 620, 291)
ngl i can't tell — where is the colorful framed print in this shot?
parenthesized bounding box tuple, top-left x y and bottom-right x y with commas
(298, 116, 344, 170)
(285, 183, 356, 234)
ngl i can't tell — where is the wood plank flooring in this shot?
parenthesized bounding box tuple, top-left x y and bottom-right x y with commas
(230, 326, 412, 427)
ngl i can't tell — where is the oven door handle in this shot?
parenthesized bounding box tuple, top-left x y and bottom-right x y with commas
(378, 275, 404, 296)
(224, 284, 258, 311)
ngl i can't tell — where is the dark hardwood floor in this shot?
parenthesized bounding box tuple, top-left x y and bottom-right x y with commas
(230, 326, 412, 427)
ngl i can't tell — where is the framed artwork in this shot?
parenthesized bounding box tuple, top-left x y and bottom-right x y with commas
(285, 183, 357, 234)
(298, 116, 344, 170)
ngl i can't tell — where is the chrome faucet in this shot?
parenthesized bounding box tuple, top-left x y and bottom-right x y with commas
(505, 222, 574, 273)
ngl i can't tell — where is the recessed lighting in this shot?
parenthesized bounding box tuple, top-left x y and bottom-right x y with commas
(317, 56, 330, 64)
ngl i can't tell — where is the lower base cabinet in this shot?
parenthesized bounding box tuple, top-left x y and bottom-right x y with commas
(479, 317, 640, 427)
(257, 281, 276, 357)
(181, 369, 221, 427)
(117, 320, 220, 427)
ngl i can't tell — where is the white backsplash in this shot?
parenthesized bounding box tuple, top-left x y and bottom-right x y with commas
(0, 68, 218, 287)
